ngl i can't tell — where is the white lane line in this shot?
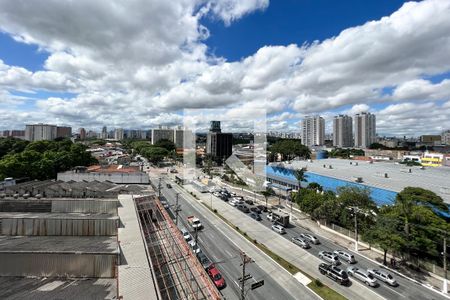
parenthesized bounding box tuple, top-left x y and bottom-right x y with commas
(383, 284, 406, 298)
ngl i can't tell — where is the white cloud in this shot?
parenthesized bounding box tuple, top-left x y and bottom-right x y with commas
(0, 0, 450, 135)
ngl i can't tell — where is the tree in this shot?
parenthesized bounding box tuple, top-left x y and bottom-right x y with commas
(154, 139, 176, 152)
(142, 147, 169, 164)
(270, 139, 311, 161)
(261, 188, 275, 209)
(364, 213, 406, 265)
(307, 182, 322, 191)
(293, 168, 308, 190)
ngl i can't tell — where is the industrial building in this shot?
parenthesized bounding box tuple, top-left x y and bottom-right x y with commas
(0, 178, 221, 299)
(57, 165, 150, 184)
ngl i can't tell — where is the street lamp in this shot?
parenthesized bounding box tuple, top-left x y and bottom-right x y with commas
(348, 206, 360, 252)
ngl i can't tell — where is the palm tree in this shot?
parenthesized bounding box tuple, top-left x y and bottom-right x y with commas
(261, 188, 275, 210)
(293, 167, 308, 191)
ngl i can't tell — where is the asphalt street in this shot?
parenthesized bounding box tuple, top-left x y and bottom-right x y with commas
(159, 179, 300, 300)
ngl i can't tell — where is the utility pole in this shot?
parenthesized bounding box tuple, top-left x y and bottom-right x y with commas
(239, 251, 253, 300)
(349, 206, 359, 252)
(158, 177, 162, 198)
(175, 193, 181, 225)
(444, 235, 448, 294)
(194, 225, 199, 246)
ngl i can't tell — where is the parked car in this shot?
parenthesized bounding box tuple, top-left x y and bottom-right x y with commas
(272, 224, 286, 234)
(318, 263, 349, 285)
(299, 233, 320, 245)
(219, 194, 228, 201)
(333, 250, 357, 264)
(229, 199, 240, 206)
(318, 251, 340, 265)
(197, 252, 212, 269)
(291, 237, 311, 249)
(250, 212, 262, 221)
(256, 205, 268, 212)
(181, 228, 192, 242)
(367, 269, 398, 286)
(237, 204, 250, 213)
(207, 265, 226, 289)
(188, 240, 201, 254)
(250, 207, 261, 214)
(245, 199, 254, 205)
(347, 266, 378, 287)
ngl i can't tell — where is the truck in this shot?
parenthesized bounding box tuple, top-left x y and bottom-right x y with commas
(187, 216, 203, 230)
(267, 211, 290, 227)
(318, 263, 349, 285)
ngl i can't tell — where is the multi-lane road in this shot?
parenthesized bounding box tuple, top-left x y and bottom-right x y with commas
(211, 181, 449, 300)
(158, 177, 304, 300)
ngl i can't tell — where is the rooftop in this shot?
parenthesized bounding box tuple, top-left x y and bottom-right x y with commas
(0, 277, 116, 300)
(0, 212, 118, 220)
(87, 165, 141, 174)
(0, 236, 118, 254)
(283, 158, 450, 204)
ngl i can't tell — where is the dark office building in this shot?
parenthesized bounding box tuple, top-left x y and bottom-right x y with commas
(206, 121, 232, 162)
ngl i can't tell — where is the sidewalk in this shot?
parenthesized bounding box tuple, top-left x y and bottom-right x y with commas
(218, 180, 449, 295)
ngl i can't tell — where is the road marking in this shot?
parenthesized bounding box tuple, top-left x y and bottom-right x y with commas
(383, 285, 406, 298)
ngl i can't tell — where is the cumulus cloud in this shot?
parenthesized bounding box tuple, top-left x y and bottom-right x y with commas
(0, 0, 450, 135)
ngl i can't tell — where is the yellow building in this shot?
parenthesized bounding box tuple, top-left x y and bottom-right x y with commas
(421, 152, 444, 167)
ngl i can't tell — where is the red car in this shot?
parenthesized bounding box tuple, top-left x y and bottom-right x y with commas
(207, 265, 226, 289)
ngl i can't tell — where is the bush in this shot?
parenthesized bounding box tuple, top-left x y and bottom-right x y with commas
(314, 279, 323, 287)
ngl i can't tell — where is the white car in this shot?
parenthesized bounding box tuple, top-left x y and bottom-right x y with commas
(213, 192, 221, 197)
(347, 266, 378, 287)
(367, 269, 398, 286)
(299, 233, 320, 245)
(318, 251, 341, 266)
(188, 240, 201, 254)
(181, 228, 192, 242)
(333, 250, 356, 264)
(271, 224, 286, 234)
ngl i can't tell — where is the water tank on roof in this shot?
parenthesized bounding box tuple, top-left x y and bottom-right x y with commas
(316, 150, 328, 160)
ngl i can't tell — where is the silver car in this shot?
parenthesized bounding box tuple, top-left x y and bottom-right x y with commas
(347, 266, 378, 287)
(333, 250, 357, 264)
(272, 224, 286, 234)
(318, 251, 340, 265)
(300, 233, 320, 244)
(367, 269, 398, 286)
(291, 237, 311, 249)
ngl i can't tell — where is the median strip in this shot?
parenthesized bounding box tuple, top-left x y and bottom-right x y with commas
(201, 202, 347, 300)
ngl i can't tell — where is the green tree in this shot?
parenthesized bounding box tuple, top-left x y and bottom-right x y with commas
(307, 182, 323, 191)
(293, 168, 308, 190)
(261, 187, 275, 210)
(142, 147, 169, 164)
(154, 139, 176, 152)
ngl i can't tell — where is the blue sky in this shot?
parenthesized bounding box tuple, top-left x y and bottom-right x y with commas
(0, 0, 450, 136)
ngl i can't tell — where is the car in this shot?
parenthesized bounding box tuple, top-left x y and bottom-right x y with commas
(367, 269, 398, 286)
(267, 213, 276, 222)
(166, 183, 172, 188)
(272, 224, 286, 234)
(213, 192, 221, 197)
(230, 192, 236, 196)
(318, 263, 349, 285)
(347, 266, 378, 287)
(229, 199, 241, 206)
(256, 205, 268, 212)
(250, 207, 261, 214)
(237, 204, 250, 213)
(291, 237, 311, 249)
(250, 212, 262, 221)
(299, 233, 320, 245)
(160, 200, 170, 209)
(197, 252, 213, 269)
(318, 251, 341, 265)
(245, 199, 254, 205)
(333, 250, 357, 264)
(207, 265, 226, 289)
(181, 228, 192, 242)
(219, 194, 228, 201)
(188, 240, 201, 254)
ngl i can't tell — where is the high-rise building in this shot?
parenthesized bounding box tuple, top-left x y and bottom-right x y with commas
(101, 126, 108, 139)
(174, 127, 193, 149)
(87, 130, 97, 139)
(354, 112, 376, 148)
(301, 116, 325, 147)
(151, 127, 174, 145)
(79, 128, 86, 140)
(333, 115, 353, 148)
(56, 126, 72, 138)
(206, 121, 232, 161)
(442, 130, 450, 145)
(114, 128, 124, 140)
(25, 124, 58, 141)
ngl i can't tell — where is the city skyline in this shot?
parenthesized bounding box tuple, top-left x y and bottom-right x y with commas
(1, 1, 450, 136)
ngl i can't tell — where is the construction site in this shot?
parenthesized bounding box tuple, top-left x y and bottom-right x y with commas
(0, 179, 222, 300)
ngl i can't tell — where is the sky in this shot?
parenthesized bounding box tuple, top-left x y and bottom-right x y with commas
(1, 0, 450, 136)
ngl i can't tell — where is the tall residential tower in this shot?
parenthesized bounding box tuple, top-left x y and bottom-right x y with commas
(301, 116, 325, 147)
(354, 112, 376, 148)
(333, 115, 353, 147)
